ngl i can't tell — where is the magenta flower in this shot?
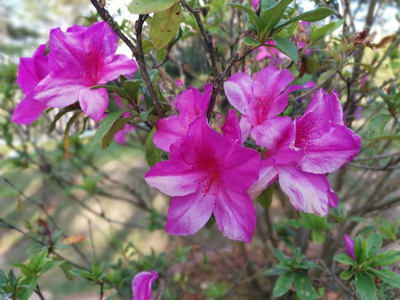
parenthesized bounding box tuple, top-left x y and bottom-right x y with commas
(344, 235, 356, 261)
(251, 0, 259, 9)
(255, 41, 289, 62)
(294, 89, 362, 174)
(132, 270, 158, 300)
(153, 84, 212, 152)
(12, 44, 49, 124)
(249, 89, 360, 216)
(224, 65, 314, 146)
(145, 116, 261, 242)
(33, 22, 137, 121)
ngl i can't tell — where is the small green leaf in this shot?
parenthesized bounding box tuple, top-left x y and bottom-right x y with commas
(256, 183, 275, 209)
(293, 273, 314, 300)
(311, 231, 325, 244)
(260, 0, 293, 39)
(354, 236, 367, 263)
(264, 266, 290, 275)
(368, 268, 400, 288)
(128, 0, 178, 14)
(310, 19, 344, 42)
(243, 37, 262, 47)
(123, 80, 142, 101)
(367, 114, 391, 138)
(150, 3, 182, 49)
(333, 254, 357, 266)
(340, 270, 353, 280)
(145, 127, 162, 167)
(355, 272, 376, 300)
(368, 251, 400, 267)
(273, 37, 298, 62)
(102, 117, 135, 149)
(274, 249, 292, 265)
(366, 234, 382, 257)
(273, 272, 293, 298)
(140, 107, 155, 121)
(142, 40, 154, 54)
(90, 110, 125, 147)
(230, 4, 263, 35)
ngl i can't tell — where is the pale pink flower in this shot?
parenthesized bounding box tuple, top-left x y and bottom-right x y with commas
(132, 270, 158, 300)
(34, 22, 138, 121)
(12, 44, 49, 124)
(145, 115, 261, 242)
(153, 84, 212, 152)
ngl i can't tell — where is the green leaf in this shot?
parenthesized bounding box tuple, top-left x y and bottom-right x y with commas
(340, 270, 353, 280)
(310, 19, 344, 42)
(205, 214, 216, 228)
(273, 272, 293, 298)
(260, 0, 293, 39)
(367, 114, 391, 138)
(354, 236, 367, 263)
(273, 37, 298, 62)
(355, 272, 376, 300)
(368, 251, 400, 267)
(90, 110, 125, 147)
(311, 231, 325, 243)
(274, 249, 292, 265)
(48, 107, 79, 133)
(264, 266, 291, 275)
(274, 7, 335, 34)
(150, 3, 182, 49)
(333, 254, 357, 267)
(145, 127, 162, 167)
(243, 37, 262, 47)
(368, 268, 400, 288)
(230, 4, 263, 35)
(142, 40, 154, 54)
(13, 264, 34, 278)
(123, 80, 142, 101)
(102, 117, 135, 149)
(16, 278, 37, 300)
(366, 234, 382, 257)
(128, 0, 178, 14)
(140, 107, 155, 121)
(256, 183, 275, 209)
(60, 262, 74, 281)
(293, 273, 314, 300)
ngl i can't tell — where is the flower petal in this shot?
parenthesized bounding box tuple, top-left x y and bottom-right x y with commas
(248, 159, 278, 199)
(224, 73, 253, 114)
(221, 109, 241, 144)
(298, 124, 361, 174)
(239, 116, 252, 144)
(250, 116, 293, 150)
(214, 189, 256, 243)
(276, 166, 332, 216)
(12, 94, 47, 124)
(166, 187, 216, 236)
(132, 270, 158, 300)
(99, 54, 138, 84)
(344, 235, 356, 261)
(153, 116, 184, 152)
(78, 88, 109, 121)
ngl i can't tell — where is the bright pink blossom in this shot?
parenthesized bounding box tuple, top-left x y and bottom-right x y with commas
(12, 44, 49, 124)
(344, 235, 356, 261)
(132, 270, 158, 300)
(153, 84, 212, 152)
(224, 65, 314, 145)
(33, 22, 138, 121)
(145, 115, 261, 242)
(251, 0, 259, 9)
(249, 89, 361, 216)
(255, 41, 289, 62)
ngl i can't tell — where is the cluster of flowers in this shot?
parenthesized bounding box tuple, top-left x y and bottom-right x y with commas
(13, 21, 137, 143)
(145, 66, 361, 243)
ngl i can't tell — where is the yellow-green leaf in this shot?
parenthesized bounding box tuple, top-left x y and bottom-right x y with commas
(150, 3, 182, 49)
(129, 0, 178, 14)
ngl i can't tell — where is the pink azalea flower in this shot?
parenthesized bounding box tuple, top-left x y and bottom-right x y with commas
(224, 65, 314, 146)
(153, 84, 212, 152)
(255, 41, 289, 62)
(132, 270, 158, 300)
(344, 235, 356, 261)
(34, 22, 138, 121)
(145, 115, 261, 242)
(12, 44, 49, 124)
(251, 0, 259, 9)
(249, 89, 361, 216)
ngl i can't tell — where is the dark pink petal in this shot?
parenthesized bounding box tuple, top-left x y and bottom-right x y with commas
(79, 88, 109, 121)
(252, 66, 294, 116)
(214, 189, 256, 243)
(276, 166, 331, 216)
(344, 235, 356, 261)
(12, 94, 47, 124)
(82, 22, 118, 60)
(17, 44, 49, 94)
(248, 159, 278, 199)
(330, 90, 344, 125)
(328, 188, 338, 208)
(220, 141, 261, 193)
(166, 187, 216, 236)
(250, 116, 293, 150)
(221, 109, 241, 144)
(132, 270, 158, 300)
(224, 73, 253, 114)
(200, 83, 213, 113)
(298, 125, 361, 174)
(153, 116, 184, 152)
(99, 54, 138, 84)
(34, 71, 82, 108)
(251, 0, 259, 8)
(145, 160, 207, 197)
